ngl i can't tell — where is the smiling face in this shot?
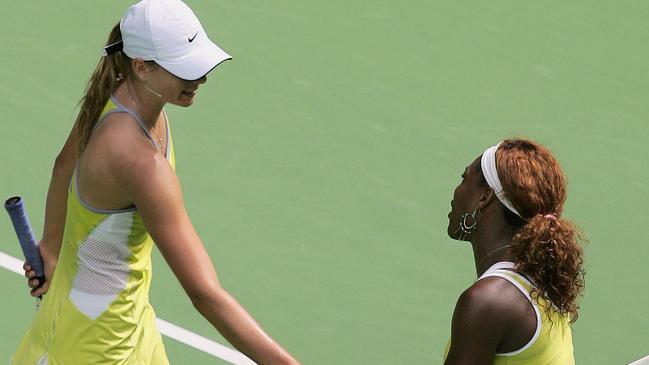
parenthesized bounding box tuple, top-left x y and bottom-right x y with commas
(147, 66, 208, 107)
(447, 156, 490, 241)
(132, 60, 208, 107)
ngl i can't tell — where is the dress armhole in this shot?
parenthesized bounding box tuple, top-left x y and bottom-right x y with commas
(479, 271, 543, 356)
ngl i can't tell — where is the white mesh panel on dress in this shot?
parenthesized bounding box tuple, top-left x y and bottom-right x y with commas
(73, 236, 130, 295)
(70, 212, 133, 319)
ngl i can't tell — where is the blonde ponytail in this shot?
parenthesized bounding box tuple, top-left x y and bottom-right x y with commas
(75, 23, 132, 154)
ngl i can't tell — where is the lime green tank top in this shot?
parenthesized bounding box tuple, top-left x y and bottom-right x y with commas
(12, 97, 175, 365)
(444, 262, 575, 364)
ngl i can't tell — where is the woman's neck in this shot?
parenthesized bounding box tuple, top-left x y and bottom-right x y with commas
(470, 212, 517, 277)
(118, 81, 164, 128)
(473, 243, 515, 277)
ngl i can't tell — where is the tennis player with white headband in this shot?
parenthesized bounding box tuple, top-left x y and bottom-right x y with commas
(443, 139, 585, 364)
(16, 0, 301, 364)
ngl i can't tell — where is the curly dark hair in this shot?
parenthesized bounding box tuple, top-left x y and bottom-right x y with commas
(496, 139, 585, 323)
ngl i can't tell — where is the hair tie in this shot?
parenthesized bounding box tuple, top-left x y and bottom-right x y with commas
(101, 40, 124, 56)
(544, 213, 557, 221)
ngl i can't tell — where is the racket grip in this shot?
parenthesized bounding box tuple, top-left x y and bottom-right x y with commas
(4, 197, 45, 281)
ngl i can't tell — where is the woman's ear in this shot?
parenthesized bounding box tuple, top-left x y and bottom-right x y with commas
(131, 58, 150, 82)
(475, 188, 495, 211)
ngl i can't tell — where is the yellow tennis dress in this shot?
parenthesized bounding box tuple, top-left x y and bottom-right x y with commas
(444, 262, 575, 364)
(12, 97, 175, 365)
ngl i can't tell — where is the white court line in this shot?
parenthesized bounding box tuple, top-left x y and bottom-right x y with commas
(0, 251, 23, 275)
(157, 319, 255, 365)
(629, 355, 649, 365)
(0, 251, 256, 365)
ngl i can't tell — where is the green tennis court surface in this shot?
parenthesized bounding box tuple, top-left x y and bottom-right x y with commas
(2, 1, 648, 364)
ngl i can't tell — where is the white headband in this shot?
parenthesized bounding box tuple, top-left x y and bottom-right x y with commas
(481, 143, 523, 218)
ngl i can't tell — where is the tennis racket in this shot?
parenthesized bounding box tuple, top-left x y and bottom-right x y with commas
(4, 196, 45, 294)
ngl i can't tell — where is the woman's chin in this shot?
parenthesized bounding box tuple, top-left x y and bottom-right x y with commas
(447, 224, 456, 239)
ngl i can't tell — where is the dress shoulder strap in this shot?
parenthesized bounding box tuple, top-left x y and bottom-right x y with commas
(107, 96, 159, 150)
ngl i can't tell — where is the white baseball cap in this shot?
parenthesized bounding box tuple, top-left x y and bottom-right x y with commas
(120, 0, 232, 81)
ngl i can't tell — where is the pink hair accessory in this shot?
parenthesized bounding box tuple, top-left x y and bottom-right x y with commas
(544, 213, 557, 220)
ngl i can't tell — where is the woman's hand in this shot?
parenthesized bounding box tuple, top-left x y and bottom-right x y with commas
(23, 242, 58, 297)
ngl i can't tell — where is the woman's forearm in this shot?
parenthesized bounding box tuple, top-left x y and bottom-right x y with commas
(40, 154, 75, 257)
(192, 287, 300, 365)
(41, 127, 78, 258)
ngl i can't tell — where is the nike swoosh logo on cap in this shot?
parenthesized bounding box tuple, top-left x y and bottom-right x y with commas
(188, 32, 198, 43)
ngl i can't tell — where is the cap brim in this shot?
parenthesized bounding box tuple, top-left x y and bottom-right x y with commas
(157, 41, 232, 81)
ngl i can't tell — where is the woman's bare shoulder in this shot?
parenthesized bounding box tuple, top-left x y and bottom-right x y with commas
(455, 276, 524, 322)
(87, 112, 168, 181)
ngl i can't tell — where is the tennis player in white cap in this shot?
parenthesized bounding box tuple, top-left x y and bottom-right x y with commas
(16, 0, 301, 364)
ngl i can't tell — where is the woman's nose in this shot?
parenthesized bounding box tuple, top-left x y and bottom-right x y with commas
(195, 75, 207, 85)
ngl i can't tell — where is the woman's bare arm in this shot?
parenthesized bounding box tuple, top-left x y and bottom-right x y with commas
(26, 123, 78, 297)
(444, 279, 508, 365)
(112, 134, 300, 365)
